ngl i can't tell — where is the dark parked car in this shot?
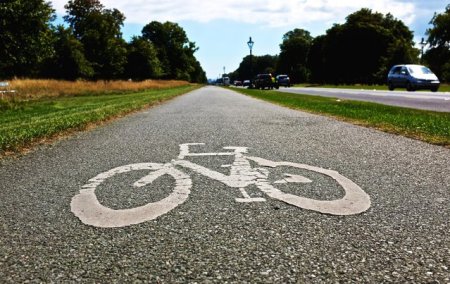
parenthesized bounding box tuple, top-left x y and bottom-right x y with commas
(276, 75, 290, 87)
(387, 64, 440, 92)
(254, 74, 278, 90)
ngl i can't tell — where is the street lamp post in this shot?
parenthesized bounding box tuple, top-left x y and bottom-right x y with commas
(247, 37, 254, 88)
(419, 37, 426, 64)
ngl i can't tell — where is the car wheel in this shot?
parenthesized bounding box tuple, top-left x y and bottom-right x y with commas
(431, 87, 439, 92)
(388, 82, 394, 91)
(406, 82, 415, 92)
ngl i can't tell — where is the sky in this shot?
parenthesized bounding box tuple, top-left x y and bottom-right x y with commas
(50, 0, 447, 79)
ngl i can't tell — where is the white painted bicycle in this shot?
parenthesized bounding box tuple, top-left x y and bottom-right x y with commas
(71, 143, 371, 227)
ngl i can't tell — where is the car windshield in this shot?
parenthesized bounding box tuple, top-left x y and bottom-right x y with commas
(408, 66, 433, 75)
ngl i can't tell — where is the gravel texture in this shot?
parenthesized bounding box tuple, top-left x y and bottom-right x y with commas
(0, 86, 449, 283)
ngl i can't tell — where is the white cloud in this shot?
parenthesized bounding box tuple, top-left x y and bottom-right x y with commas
(50, 0, 416, 27)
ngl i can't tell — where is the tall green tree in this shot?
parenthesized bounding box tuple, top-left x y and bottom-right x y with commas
(189, 59, 207, 83)
(424, 4, 450, 82)
(0, 0, 55, 78)
(124, 36, 162, 80)
(42, 25, 93, 80)
(254, 55, 278, 75)
(64, 0, 127, 79)
(141, 21, 201, 81)
(63, 0, 103, 38)
(307, 35, 326, 84)
(277, 29, 313, 83)
(233, 54, 278, 81)
(427, 4, 450, 47)
(311, 9, 417, 84)
(234, 55, 253, 81)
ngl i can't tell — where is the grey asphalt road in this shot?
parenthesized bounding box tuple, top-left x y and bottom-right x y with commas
(277, 87, 450, 112)
(0, 86, 449, 283)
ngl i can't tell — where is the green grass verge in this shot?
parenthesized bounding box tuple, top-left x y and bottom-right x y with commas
(234, 88, 450, 147)
(294, 84, 450, 92)
(0, 85, 199, 153)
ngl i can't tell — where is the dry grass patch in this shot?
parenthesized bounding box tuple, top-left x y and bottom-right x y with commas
(7, 79, 190, 100)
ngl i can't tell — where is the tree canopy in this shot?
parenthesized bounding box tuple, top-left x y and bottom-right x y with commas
(0, 1, 445, 84)
(424, 5, 450, 81)
(278, 29, 313, 83)
(0, 0, 55, 78)
(42, 25, 94, 80)
(311, 9, 418, 84)
(124, 36, 162, 80)
(142, 21, 201, 81)
(0, 0, 206, 82)
(64, 0, 127, 79)
(232, 8, 426, 84)
(229, 54, 278, 82)
(427, 4, 450, 47)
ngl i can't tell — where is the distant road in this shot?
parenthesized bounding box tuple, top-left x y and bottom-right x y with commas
(277, 87, 450, 112)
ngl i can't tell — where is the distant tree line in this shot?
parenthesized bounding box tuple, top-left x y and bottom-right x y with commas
(0, 0, 207, 83)
(230, 7, 450, 84)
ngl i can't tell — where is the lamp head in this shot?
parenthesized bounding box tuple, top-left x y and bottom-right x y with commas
(247, 37, 254, 50)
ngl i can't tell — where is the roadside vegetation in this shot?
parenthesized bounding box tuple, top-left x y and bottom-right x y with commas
(227, 5, 449, 86)
(0, 80, 198, 155)
(1, 79, 190, 101)
(0, 0, 206, 83)
(234, 88, 450, 147)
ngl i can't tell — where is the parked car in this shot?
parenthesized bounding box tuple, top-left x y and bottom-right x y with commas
(387, 64, 440, 92)
(234, 80, 242, 86)
(243, 80, 251, 87)
(254, 74, 278, 90)
(276, 75, 291, 87)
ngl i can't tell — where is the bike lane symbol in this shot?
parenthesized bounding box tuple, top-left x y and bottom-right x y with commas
(71, 143, 371, 228)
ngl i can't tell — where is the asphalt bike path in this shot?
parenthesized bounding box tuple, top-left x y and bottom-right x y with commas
(0, 86, 448, 282)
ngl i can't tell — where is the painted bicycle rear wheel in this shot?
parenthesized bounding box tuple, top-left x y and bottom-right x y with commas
(71, 163, 192, 228)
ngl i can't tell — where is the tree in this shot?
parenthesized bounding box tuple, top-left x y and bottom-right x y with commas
(0, 0, 55, 78)
(307, 35, 326, 84)
(63, 0, 104, 38)
(277, 29, 313, 83)
(124, 36, 162, 80)
(141, 21, 201, 81)
(234, 55, 253, 81)
(42, 25, 93, 80)
(311, 9, 417, 84)
(64, 0, 127, 79)
(427, 4, 450, 47)
(424, 5, 450, 82)
(189, 59, 207, 83)
(233, 54, 278, 81)
(254, 55, 278, 75)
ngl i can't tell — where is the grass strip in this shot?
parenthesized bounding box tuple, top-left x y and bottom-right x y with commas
(0, 85, 199, 154)
(234, 88, 450, 147)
